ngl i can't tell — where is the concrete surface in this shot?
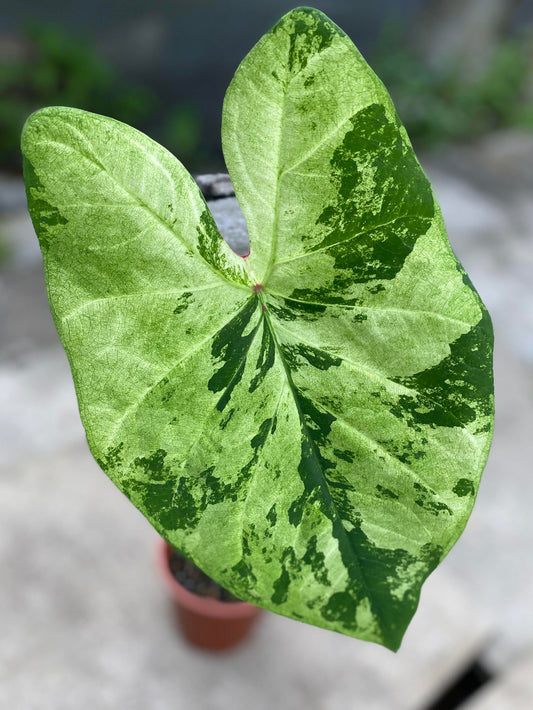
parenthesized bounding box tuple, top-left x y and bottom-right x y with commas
(464, 652, 533, 710)
(0, 441, 493, 710)
(1, 132, 533, 707)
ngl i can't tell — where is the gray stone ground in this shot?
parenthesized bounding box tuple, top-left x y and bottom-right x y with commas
(1, 132, 533, 708)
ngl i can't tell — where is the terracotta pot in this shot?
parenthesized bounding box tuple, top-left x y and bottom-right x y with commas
(157, 540, 262, 651)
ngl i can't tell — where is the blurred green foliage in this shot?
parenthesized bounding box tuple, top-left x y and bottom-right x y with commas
(164, 103, 205, 168)
(0, 24, 208, 172)
(0, 25, 157, 170)
(3, 20, 531, 174)
(0, 227, 9, 266)
(372, 24, 533, 148)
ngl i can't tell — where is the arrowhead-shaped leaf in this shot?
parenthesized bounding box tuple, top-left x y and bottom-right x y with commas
(22, 7, 493, 650)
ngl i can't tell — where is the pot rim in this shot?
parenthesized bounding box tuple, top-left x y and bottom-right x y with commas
(156, 539, 261, 620)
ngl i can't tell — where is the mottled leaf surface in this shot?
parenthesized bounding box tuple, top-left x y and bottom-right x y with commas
(22, 7, 493, 650)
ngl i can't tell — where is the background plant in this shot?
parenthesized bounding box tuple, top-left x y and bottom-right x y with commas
(0, 24, 209, 173)
(371, 21, 533, 148)
(3, 3, 531, 175)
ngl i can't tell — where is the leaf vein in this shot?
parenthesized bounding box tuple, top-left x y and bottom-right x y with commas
(273, 213, 415, 267)
(61, 285, 225, 323)
(41, 136, 245, 290)
(268, 290, 472, 329)
(271, 317, 479, 442)
(261, 297, 395, 646)
(105, 297, 252, 445)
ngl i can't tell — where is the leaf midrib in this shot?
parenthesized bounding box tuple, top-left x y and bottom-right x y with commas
(260, 73, 289, 286)
(259, 293, 396, 648)
(260, 39, 351, 286)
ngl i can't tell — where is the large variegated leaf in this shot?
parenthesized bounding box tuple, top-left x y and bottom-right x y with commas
(22, 6, 493, 651)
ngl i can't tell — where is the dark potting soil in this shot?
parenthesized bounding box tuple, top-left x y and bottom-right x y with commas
(168, 548, 241, 602)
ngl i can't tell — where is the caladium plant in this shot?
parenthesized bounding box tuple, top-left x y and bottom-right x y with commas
(21, 6, 493, 651)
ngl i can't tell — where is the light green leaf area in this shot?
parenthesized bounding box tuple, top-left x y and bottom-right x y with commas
(22, 7, 493, 651)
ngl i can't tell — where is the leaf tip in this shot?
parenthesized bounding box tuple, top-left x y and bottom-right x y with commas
(279, 5, 336, 26)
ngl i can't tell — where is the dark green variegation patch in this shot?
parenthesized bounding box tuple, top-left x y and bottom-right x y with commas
(22, 6, 493, 651)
